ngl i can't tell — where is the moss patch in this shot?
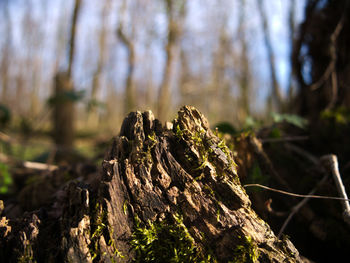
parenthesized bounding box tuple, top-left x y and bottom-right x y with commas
(130, 214, 215, 263)
(230, 235, 259, 263)
(89, 202, 124, 262)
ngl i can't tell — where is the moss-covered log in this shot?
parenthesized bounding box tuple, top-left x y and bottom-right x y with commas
(0, 106, 303, 262)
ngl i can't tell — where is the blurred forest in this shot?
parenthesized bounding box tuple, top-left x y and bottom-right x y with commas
(2, 0, 350, 262)
(0, 0, 305, 157)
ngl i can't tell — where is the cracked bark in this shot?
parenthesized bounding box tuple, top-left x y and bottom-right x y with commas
(0, 106, 302, 262)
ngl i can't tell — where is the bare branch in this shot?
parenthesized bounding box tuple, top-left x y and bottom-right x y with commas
(321, 154, 350, 225)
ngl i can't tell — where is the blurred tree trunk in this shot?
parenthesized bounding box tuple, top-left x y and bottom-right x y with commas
(179, 49, 192, 106)
(293, 0, 350, 120)
(287, 0, 296, 103)
(67, 0, 81, 79)
(237, 0, 251, 121)
(88, 0, 111, 128)
(208, 28, 230, 123)
(30, 59, 42, 117)
(53, 0, 71, 73)
(52, 0, 82, 152)
(157, 0, 185, 122)
(0, 0, 12, 105)
(53, 72, 75, 150)
(256, 0, 282, 111)
(117, 0, 136, 116)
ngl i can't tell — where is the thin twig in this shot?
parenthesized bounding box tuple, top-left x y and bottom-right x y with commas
(246, 152, 350, 236)
(243, 183, 350, 201)
(277, 174, 329, 238)
(261, 136, 309, 143)
(22, 161, 58, 171)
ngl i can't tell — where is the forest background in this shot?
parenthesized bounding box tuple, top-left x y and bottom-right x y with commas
(0, 0, 305, 157)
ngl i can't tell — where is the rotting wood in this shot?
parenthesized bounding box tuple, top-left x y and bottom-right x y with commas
(0, 106, 303, 262)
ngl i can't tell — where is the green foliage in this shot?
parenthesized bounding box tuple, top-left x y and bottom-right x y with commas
(87, 98, 106, 111)
(215, 122, 237, 135)
(0, 162, 12, 194)
(48, 90, 85, 105)
(243, 116, 263, 131)
(246, 161, 268, 189)
(0, 104, 11, 128)
(230, 235, 259, 263)
(269, 126, 281, 139)
(271, 112, 308, 129)
(321, 106, 350, 124)
(130, 214, 215, 263)
(19, 117, 34, 137)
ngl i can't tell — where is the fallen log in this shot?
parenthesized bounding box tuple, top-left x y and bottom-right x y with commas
(0, 106, 303, 262)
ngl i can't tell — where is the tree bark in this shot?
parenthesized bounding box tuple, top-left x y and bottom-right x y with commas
(0, 106, 302, 262)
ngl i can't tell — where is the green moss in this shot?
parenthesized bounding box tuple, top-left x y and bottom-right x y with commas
(0, 162, 12, 194)
(175, 123, 185, 140)
(108, 227, 125, 262)
(217, 139, 237, 169)
(123, 200, 128, 215)
(230, 235, 259, 263)
(89, 202, 107, 261)
(137, 132, 158, 165)
(173, 120, 238, 183)
(89, 202, 124, 262)
(130, 214, 216, 263)
(18, 243, 36, 263)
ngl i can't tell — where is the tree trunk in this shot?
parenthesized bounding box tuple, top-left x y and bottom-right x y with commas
(256, 0, 282, 111)
(88, 0, 111, 128)
(237, 0, 251, 122)
(52, 72, 75, 151)
(157, 0, 185, 122)
(67, 0, 82, 78)
(117, 29, 136, 116)
(0, 106, 302, 262)
(50, 0, 82, 158)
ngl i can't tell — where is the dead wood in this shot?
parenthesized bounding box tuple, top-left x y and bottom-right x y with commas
(0, 106, 302, 262)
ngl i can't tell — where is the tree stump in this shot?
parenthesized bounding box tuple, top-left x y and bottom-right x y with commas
(0, 106, 303, 262)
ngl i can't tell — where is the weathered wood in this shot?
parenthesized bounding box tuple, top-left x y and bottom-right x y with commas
(0, 106, 303, 262)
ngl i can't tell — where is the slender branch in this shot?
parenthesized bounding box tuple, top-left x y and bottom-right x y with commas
(261, 136, 308, 143)
(67, 0, 82, 78)
(320, 154, 350, 224)
(23, 161, 58, 171)
(245, 152, 350, 237)
(309, 4, 346, 110)
(277, 174, 329, 238)
(244, 182, 349, 201)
